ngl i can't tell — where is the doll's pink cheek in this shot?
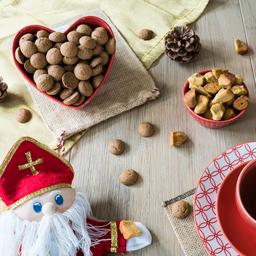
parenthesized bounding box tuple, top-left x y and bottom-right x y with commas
(14, 204, 43, 222)
(55, 188, 75, 213)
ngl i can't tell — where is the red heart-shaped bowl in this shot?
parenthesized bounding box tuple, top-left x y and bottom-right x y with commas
(182, 69, 249, 129)
(12, 16, 115, 110)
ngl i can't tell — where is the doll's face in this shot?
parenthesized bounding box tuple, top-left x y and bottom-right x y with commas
(13, 188, 75, 222)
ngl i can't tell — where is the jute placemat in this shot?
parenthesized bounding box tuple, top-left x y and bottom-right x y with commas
(27, 10, 160, 143)
(163, 189, 207, 256)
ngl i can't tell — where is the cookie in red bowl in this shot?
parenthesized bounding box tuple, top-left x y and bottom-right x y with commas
(182, 68, 249, 128)
(12, 16, 116, 110)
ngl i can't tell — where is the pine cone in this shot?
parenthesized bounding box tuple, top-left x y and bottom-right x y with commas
(0, 77, 8, 103)
(165, 26, 201, 63)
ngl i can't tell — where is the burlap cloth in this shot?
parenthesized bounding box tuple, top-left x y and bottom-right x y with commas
(163, 189, 207, 256)
(27, 10, 160, 142)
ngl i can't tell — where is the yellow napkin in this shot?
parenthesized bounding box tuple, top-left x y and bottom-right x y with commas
(0, 0, 208, 160)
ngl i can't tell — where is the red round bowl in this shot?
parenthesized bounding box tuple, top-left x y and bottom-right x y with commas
(216, 161, 256, 256)
(236, 159, 256, 229)
(182, 69, 249, 129)
(12, 16, 115, 110)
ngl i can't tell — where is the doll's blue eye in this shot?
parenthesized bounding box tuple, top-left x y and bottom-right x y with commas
(33, 202, 42, 213)
(55, 194, 64, 205)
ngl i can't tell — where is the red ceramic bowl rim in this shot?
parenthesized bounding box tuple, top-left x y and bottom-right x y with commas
(193, 142, 255, 255)
(12, 16, 115, 110)
(236, 159, 256, 225)
(182, 69, 249, 125)
(215, 161, 248, 255)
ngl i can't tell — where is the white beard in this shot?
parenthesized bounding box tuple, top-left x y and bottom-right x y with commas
(0, 192, 93, 256)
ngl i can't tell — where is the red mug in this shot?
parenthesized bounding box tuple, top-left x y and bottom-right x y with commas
(236, 159, 256, 228)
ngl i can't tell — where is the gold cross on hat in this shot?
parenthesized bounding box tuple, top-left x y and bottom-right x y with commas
(18, 152, 43, 176)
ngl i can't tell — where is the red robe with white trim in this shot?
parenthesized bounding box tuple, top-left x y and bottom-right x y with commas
(77, 219, 127, 256)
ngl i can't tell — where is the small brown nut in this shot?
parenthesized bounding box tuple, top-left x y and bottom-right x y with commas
(90, 57, 103, 68)
(20, 41, 37, 58)
(78, 81, 94, 97)
(54, 43, 62, 49)
(194, 95, 209, 114)
(73, 95, 86, 106)
(204, 71, 217, 83)
(91, 27, 109, 45)
(108, 139, 125, 155)
(74, 63, 92, 80)
(16, 108, 32, 123)
(235, 74, 243, 85)
(231, 85, 247, 96)
(233, 95, 249, 110)
(76, 24, 92, 35)
(63, 91, 80, 105)
(203, 109, 213, 120)
(119, 169, 139, 186)
(60, 88, 74, 100)
(100, 51, 109, 65)
(49, 32, 66, 43)
(19, 33, 34, 45)
(62, 72, 79, 89)
(47, 65, 65, 81)
(77, 46, 94, 60)
(33, 69, 47, 83)
(105, 37, 116, 54)
(184, 88, 196, 109)
(36, 74, 54, 92)
(212, 88, 234, 104)
(46, 48, 62, 65)
(36, 30, 49, 38)
(60, 42, 78, 57)
(92, 64, 103, 76)
(138, 29, 154, 40)
(92, 75, 103, 88)
(93, 44, 103, 55)
(138, 122, 155, 137)
(64, 65, 74, 72)
(188, 73, 204, 87)
(204, 83, 221, 95)
(234, 39, 248, 55)
(30, 53, 47, 69)
(223, 107, 236, 120)
(24, 59, 36, 74)
(67, 30, 82, 44)
(170, 131, 188, 146)
(79, 36, 96, 49)
(15, 47, 26, 65)
(218, 73, 235, 88)
(171, 200, 191, 219)
(46, 82, 62, 95)
(35, 38, 53, 53)
(210, 103, 225, 121)
(63, 56, 79, 65)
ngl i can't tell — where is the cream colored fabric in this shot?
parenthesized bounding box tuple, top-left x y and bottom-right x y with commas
(28, 11, 159, 140)
(0, 0, 208, 161)
(164, 191, 207, 256)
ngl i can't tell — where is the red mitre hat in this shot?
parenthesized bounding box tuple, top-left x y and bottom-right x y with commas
(0, 137, 74, 210)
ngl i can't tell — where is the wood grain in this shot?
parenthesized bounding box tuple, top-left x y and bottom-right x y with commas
(69, 0, 256, 255)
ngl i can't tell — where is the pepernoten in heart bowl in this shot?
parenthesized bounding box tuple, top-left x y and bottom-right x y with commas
(12, 16, 116, 110)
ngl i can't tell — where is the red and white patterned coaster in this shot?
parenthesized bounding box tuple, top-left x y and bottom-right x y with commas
(194, 142, 256, 256)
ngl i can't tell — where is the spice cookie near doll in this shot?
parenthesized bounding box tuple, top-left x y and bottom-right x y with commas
(0, 137, 152, 256)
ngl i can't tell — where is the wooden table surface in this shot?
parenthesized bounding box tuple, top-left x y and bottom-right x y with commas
(68, 0, 256, 255)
